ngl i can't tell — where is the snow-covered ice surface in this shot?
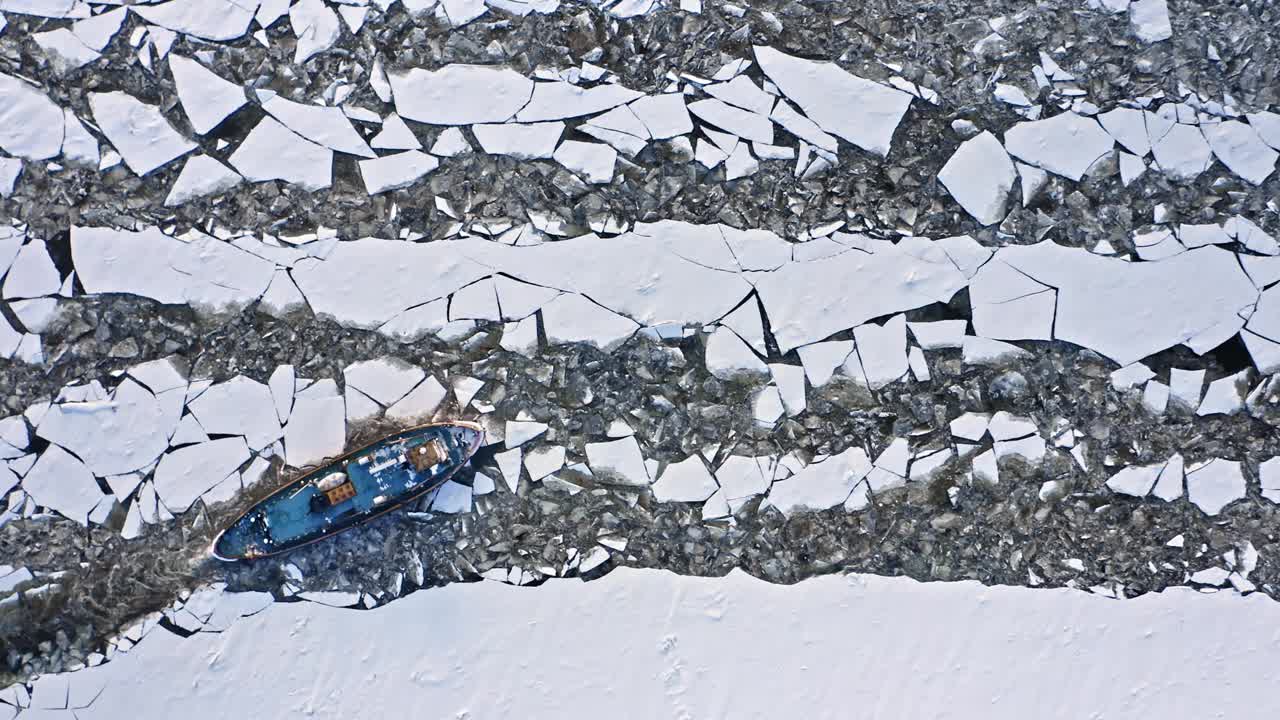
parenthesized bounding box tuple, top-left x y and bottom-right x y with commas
(41, 568, 1280, 719)
(6, 0, 1280, 711)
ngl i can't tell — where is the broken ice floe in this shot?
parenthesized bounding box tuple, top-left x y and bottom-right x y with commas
(39, 209, 1280, 380)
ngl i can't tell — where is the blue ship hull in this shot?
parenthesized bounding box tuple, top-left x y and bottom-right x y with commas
(212, 422, 484, 560)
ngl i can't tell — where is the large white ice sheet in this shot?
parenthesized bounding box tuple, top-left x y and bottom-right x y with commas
(65, 567, 1280, 720)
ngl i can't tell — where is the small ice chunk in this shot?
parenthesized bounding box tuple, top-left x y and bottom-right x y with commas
(188, 376, 282, 451)
(451, 377, 485, 409)
(289, 0, 342, 64)
(962, 336, 1029, 365)
(1119, 152, 1146, 185)
(1224, 215, 1279, 256)
(768, 447, 872, 516)
(168, 54, 246, 135)
(500, 316, 539, 355)
(1098, 108, 1151, 156)
(164, 155, 242, 206)
(135, 0, 255, 42)
(718, 298, 766, 353)
(797, 340, 853, 387)
(908, 320, 966, 350)
(1246, 111, 1280, 151)
(359, 151, 440, 194)
(472, 122, 564, 159)
(724, 143, 759, 180)
(938, 131, 1015, 225)
(687, 99, 773, 144)
(1106, 462, 1163, 496)
(705, 75, 775, 116)
(524, 446, 565, 480)
(89, 91, 196, 176)
(1129, 0, 1172, 43)
(949, 412, 991, 442)
(0, 72, 65, 161)
(989, 411, 1037, 440)
(768, 99, 839, 154)
(849, 315, 908, 389)
(715, 456, 775, 502)
(1152, 454, 1184, 501)
(283, 393, 345, 468)
(874, 437, 909, 478)
(515, 82, 642, 122)
(169, 414, 208, 447)
(20, 445, 104, 525)
(345, 388, 380, 423)
(504, 421, 547, 448)
(1143, 380, 1170, 414)
(754, 45, 912, 156)
(152, 437, 250, 512)
(1169, 368, 1205, 410)
(35, 28, 100, 73)
(430, 127, 473, 157)
(586, 436, 649, 486)
(705, 326, 768, 380)
(1259, 456, 1280, 503)
(2, 239, 60, 299)
(993, 83, 1032, 107)
(495, 448, 522, 492)
(1016, 162, 1049, 207)
(909, 447, 953, 481)
(1186, 459, 1245, 515)
(1178, 223, 1230, 249)
(1197, 370, 1250, 416)
(390, 66, 534, 125)
(1003, 112, 1114, 181)
(553, 140, 616, 184)
(694, 138, 728, 168)
(430, 480, 471, 514)
(751, 385, 784, 426)
(0, 157, 21, 197)
(769, 363, 806, 416)
(1110, 362, 1155, 390)
(343, 358, 424, 407)
(651, 456, 718, 502)
(371, 114, 421, 150)
(434, 0, 489, 27)
(1201, 120, 1278, 185)
(72, 6, 126, 51)
(971, 448, 999, 484)
(262, 94, 375, 158)
(230, 117, 333, 191)
(1151, 124, 1213, 180)
(540, 293, 638, 349)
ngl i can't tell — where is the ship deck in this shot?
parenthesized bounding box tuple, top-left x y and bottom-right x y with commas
(214, 424, 482, 559)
